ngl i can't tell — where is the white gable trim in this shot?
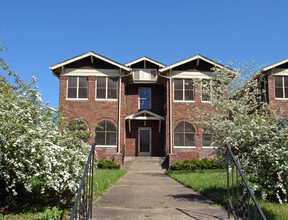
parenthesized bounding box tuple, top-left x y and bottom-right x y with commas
(171, 70, 212, 79)
(50, 51, 131, 72)
(63, 68, 121, 77)
(159, 54, 223, 72)
(125, 56, 166, 68)
(262, 58, 288, 72)
(125, 110, 164, 120)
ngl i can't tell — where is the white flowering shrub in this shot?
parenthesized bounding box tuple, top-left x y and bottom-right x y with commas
(0, 50, 92, 205)
(199, 63, 288, 203)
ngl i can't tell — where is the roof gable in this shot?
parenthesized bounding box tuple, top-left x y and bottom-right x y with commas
(50, 51, 131, 77)
(262, 58, 288, 72)
(125, 56, 166, 69)
(159, 54, 224, 72)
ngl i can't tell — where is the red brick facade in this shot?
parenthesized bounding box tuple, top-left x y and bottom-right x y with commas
(50, 52, 252, 169)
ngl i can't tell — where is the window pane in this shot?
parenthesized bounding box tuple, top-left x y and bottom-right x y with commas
(185, 134, 194, 146)
(174, 79, 183, 89)
(185, 90, 194, 100)
(285, 88, 288, 99)
(97, 88, 106, 99)
(79, 77, 88, 87)
(202, 79, 211, 101)
(106, 132, 116, 145)
(174, 90, 183, 100)
(140, 99, 151, 109)
(97, 77, 106, 88)
(68, 77, 77, 87)
(203, 134, 213, 146)
(68, 88, 77, 98)
(175, 123, 184, 132)
(134, 70, 139, 80)
(95, 132, 105, 145)
(78, 88, 88, 98)
(150, 70, 157, 79)
(106, 122, 116, 131)
(108, 77, 117, 88)
(185, 123, 194, 132)
(275, 77, 283, 87)
(174, 133, 184, 146)
(139, 89, 150, 99)
(276, 88, 283, 98)
(185, 79, 193, 89)
(108, 89, 117, 99)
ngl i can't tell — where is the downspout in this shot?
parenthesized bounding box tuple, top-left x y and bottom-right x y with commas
(118, 70, 133, 153)
(158, 71, 173, 154)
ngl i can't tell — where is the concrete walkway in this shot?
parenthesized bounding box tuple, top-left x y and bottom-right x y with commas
(92, 171, 230, 220)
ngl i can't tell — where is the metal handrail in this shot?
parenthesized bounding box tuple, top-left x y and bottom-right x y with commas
(70, 143, 95, 220)
(226, 144, 266, 220)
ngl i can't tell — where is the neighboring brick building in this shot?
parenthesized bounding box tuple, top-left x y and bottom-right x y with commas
(49, 52, 228, 167)
(259, 59, 288, 119)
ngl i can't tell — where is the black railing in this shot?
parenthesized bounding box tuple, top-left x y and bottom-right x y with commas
(70, 143, 95, 220)
(226, 144, 266, 220)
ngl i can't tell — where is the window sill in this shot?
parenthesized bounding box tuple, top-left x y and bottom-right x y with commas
(202, 146, 214, 149)
(174, 146, 196, 149)
(275, 98, 288, 101)
(201, 101, 211, 103)
(66, 98, 88, 101)
(173, 100, 195, 103)
(96, 145, 117, 148)
(95, 99, 117, 102)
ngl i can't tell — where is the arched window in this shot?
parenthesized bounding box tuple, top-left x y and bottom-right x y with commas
(95, 121, 116, 146)
(174, 122, 195, 147)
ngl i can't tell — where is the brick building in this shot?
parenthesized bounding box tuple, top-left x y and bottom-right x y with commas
(49, 52, 236, 167)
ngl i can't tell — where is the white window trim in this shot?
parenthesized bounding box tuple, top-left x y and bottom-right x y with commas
(174, 146, 196, 149)
(95, 145, 117, 148)
(138, 87, 152, 110)
(173, 79, 195, 102)
(202, 146, 214, 149)
(95, 77, 118, 101)
(66, 76, 88, 100)
(275, 76, 288, 100)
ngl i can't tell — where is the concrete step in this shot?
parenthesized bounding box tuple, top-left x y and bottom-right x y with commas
(123, 156, 167, 171)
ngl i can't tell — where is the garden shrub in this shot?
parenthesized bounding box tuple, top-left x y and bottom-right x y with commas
(97, 158, 120, 169)
(171, 158, 225, 170)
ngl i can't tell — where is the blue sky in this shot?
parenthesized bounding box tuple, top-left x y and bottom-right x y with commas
(0, 0, 287, 109)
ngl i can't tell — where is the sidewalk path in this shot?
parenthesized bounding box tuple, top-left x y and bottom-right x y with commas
(92, 171, 230, 220)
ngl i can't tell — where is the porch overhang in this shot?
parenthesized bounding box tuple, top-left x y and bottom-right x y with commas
(125, 110, 164, 133)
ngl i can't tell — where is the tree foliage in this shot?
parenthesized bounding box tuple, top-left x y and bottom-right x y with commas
(0, 47, 93, 206)
(198, 63, 288, 203)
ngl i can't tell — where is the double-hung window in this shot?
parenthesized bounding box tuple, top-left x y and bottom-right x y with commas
(174, 122, 195, 148)
(139, 88, 151, 109)
(96, 77, 117, 100)
(174, 79, 194, 101)
(275, 76, 288, 99)
(202, 128, 214, 148)
(202, 79, 211, 102)
(67, 76, 88, 99)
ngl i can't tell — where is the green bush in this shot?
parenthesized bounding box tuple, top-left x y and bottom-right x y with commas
(171, 158, 225, 170)
(97, 158, 120, 170)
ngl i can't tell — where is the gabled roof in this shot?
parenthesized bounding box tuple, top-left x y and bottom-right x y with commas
(262, 58, 288, 72)
(159, 54, 224, 72)
(49, 51, 131, 72)
(125, 56, 166, 68)
(125, 110, 164, 120)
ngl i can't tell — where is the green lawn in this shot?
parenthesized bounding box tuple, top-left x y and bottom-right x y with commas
(93, 169, 127, 199)
(166, 169, 288, 220)
(0, 169, 127, 219)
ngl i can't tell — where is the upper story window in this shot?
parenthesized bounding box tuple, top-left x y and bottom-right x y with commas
(133, 69, 157, 82)
(202, 79, 211, 102)
(174, 79, 194, 101)
(275, 76, 288, 99)
(67, 76, 88, 99)
(139, 88, 151, 109)
(96, 77, 117, 100)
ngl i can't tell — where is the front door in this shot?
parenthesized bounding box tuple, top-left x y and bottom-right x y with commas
(138, 127, 151, 156)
